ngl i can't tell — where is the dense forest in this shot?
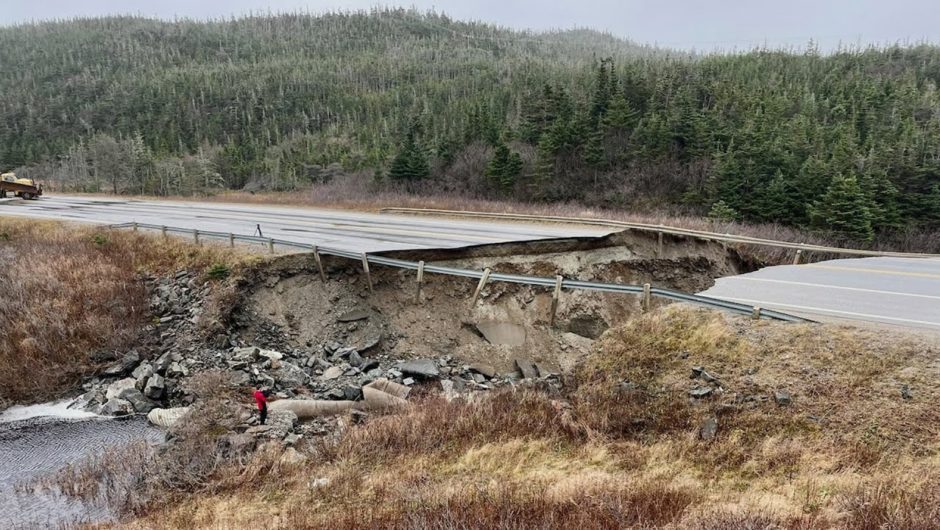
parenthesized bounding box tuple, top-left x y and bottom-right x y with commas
(2, 10, 940, 242)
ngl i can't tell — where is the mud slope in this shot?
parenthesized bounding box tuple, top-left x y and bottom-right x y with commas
(229, 229, 752, 375)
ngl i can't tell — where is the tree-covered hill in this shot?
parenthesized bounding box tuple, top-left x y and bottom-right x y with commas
(2, 10, 939, 242)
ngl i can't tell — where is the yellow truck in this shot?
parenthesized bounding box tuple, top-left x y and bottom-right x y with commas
(0, 172, 42, 199)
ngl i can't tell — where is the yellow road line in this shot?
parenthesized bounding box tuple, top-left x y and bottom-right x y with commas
(805, 264, 940, 280)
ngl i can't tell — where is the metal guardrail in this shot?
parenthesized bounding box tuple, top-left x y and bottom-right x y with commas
(379, 207, 940, 260)
(108, 221, 812, 323)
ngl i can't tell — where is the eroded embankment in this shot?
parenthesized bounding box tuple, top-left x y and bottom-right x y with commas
(231, 228, 756, 375)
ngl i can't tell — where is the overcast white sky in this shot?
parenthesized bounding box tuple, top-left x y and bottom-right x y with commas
(2, 0, 939, 51)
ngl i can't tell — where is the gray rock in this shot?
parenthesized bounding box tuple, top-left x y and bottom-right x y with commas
(101, 398, 133, 416)
(774, 390, 792, 406)
(123, 390, 157, 413)
(471, 373, 487, 384)
(324, 342, 342, 355)
(403, 377, 416, 386)
(337, 309, 370, 322)
(106, 378, 138, 400)
(399, 359, 440, 379)
(259, 349, 284, 362)
(154, 352, 174, 375)
(514, 359, 538, 380)
(334, 347, 357, 359)
(535, 364, 555, 379)
(246, 410, 297, 440)
(348, 351, 364, 367)
(700, 417, 719, 442)
(356, 334, 382, 352)
(320, 366, 345, 380)
(283, 433, 302, 447)
(132, 362, 153, 381)
(325, 388, 346, 400)
(360, 359, 380, 372)
(144, 374, 166, 400)
(343, 386, 362, 401)
(689, 387, 713, 399)
(167, 362, 188, 378)
(230, 371, 251, 387)
(232, 347, 260, 362)
(901, 384, 913, 400)
(469, 363, 497, 378)
(104, 351, 141, 376)
(272, 362, 308, 388)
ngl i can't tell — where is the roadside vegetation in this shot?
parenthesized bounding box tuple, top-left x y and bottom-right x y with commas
(0, 218, 253, 406)
(58, 306, 938, 529)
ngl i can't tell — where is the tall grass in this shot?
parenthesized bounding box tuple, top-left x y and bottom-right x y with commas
(0, 218, 251, 405)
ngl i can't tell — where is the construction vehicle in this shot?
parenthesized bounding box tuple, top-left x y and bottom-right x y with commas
(0, 172, 42, 200)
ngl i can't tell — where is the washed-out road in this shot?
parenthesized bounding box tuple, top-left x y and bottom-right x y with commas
(3, 195, 937, 331)
(0, 195, 612, 252)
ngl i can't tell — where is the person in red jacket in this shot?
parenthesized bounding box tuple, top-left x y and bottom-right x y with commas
(254, 387, 270, 425)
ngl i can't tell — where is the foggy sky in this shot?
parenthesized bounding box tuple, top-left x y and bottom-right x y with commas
(2, 0, 939, 51)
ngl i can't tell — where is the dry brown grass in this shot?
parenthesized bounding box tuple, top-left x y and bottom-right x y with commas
(0, 218, 255, 405)
(116, 306, 940, 529)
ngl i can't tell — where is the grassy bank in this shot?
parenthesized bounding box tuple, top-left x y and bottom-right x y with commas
(92, 306, 939, 529)
(0, 218, 252, 406)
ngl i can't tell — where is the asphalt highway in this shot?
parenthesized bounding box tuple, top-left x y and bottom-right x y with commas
(0, 195, 612, 252)
(4, 195, 937, 331)
(700, 257, 940, 330)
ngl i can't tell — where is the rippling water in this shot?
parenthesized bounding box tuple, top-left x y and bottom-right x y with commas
(0, 404, 164, 529)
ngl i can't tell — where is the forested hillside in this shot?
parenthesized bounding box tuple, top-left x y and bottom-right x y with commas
(2, 10, 940, 242)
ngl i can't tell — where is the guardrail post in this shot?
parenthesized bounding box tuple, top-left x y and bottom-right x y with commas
(415, 261, 425, 303)
(268, 238, 275, 254)
(161, 226, 167, 239)
(469, 268, 492, 308)
(549, 275, 563, 327)
(361, 253, 373, 293)
(642, 283, 652, 313)
(228, 233, 235, 248)
(792, 249, 803, 265)
(193, 229, 200, 246)
(312, 246, 326, 282)
(132, 222, 138, 232)
(752, 306, 762, 320)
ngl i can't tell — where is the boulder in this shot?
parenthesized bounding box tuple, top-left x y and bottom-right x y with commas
(259, 349, 284, 362)
(106, 378, 138, 401)
(147, 407, 191, 428)
(399, 359, 440, 379)
(101, 398, 133, 416)
(123, 390, 157, 413)
(320, 366, 345, 381)
(774, 390, 792, 406)
(469, 363, 497, 379)
(232, 347, 260, 363)
(689, 387, 713, 399)
(166, 362, 188, 378)
(103, 351, 141, 376)
(272, 362, 308, 388)
(901, 384, 913, 400)
(132, 362, 154, 383)
(154, 352, 175, 374)
(247, 410, 298, 439)
(700, 417, 719, 442)
(514, 359, 538, 380)
(348, 351, 364, 367)
(144, 374, 166, 400)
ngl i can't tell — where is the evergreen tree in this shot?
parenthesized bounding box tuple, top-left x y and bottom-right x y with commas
(708, 200, 739, 221)
(485, 141, 524, 190)
(810, 174, 875, 242)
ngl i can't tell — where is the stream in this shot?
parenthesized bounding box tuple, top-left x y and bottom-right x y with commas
(0, 400, 164, 529)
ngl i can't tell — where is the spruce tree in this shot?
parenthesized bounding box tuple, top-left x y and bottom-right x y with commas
(485, 141, 524, 190)
(810, 174, 875, 242)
